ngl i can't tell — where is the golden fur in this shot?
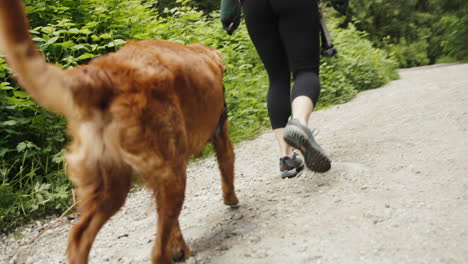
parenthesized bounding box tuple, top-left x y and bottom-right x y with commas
(0, 1, 239, 263)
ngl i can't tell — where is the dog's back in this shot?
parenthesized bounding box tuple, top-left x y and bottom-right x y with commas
(59, 40, 224, 182)
(65, 40, 226, 165)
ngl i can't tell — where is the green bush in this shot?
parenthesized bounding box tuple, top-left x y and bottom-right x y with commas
(327, 21, 398, 91)
(348, 0, 467, 67)
(0, 1, 398, 233)
(1, 53, 71, 229)
(387, 39, 430, 68)
(441, 8, 468, 61)
(317, 16, 398, 107)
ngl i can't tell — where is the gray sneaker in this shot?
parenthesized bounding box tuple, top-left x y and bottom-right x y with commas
(280, 152, 304, 178)
(283, 119, 331, 172)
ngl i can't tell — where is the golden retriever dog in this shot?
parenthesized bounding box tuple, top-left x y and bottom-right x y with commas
(0, 1, 239, 263)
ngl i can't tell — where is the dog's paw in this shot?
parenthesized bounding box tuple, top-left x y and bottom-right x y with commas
(171, 247, 189, 262)
(168, 233, 191, 262)
(223, 192, 239, 206)
(152, 254, 174, 264)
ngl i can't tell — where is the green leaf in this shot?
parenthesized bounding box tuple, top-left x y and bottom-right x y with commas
(52, 149, 65, 164)
(46, 37, 59, 45)
(2, 120, 18, 126)
(35, 183, 50, 193)
(0, 82, 13, 90)
(32, 37, 45, 43)
(77, 53, 96, 60)
(68, 28, 80, 34)
(0, 148, 9, 157)
(60, 41, 75, 49)
(14, 91, 30, 98)
(6, 96, 33, 106)
(71, 44, 87, 51)
(113, 39, 126, 46)
(17, 142, 27, 152)
(99, 33, 112, 39)
(16, 141, 39, 153)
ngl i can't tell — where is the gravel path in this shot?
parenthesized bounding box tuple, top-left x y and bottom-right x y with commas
(1, 63, 468, 264)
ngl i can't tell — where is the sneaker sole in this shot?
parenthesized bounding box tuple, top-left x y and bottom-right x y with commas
(283, 125, 331, 173)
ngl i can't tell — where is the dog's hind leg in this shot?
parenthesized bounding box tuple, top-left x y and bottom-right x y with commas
(66, 161, 132, 264)
(212, 122, 239, 206)
(146, 162, 190, 264)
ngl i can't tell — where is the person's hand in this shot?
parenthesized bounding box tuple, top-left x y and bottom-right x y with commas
(331, 0, 349, 16)
(220, 0, 241, 35)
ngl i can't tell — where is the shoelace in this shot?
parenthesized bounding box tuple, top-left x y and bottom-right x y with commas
(290, 150, 299, 160)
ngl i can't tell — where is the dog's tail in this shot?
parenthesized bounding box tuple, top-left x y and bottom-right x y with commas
(0, 0, 73, 116)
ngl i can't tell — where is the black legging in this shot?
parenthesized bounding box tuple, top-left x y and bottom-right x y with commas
(242, 0, 321, 129)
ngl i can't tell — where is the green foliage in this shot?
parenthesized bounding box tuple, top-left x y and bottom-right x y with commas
(0, 59, 70, 231)
(326, 21, 398, 92)
(314, 14, 399, 108)
(387, 39, 430, 68)
(0, 1, 398, 233)
(155, 0, 219, 14)
(347, 0, 468, 66)
(440, 7, 468, 61)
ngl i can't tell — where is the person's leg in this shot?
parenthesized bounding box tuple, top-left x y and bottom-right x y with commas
(273, 0, 321, 124)
(273, 129, 289, 156)
(291, 95, 314, 126)
(242, 0, 304, 177)
(272, 0, 331, 172)
(291, 72, 320, 127)
(242, 0, 292, 157)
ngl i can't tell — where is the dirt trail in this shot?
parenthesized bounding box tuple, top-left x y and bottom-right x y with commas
(1, 64, 468, 264)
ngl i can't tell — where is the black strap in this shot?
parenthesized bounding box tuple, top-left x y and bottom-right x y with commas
(214, 85, 228, 137)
